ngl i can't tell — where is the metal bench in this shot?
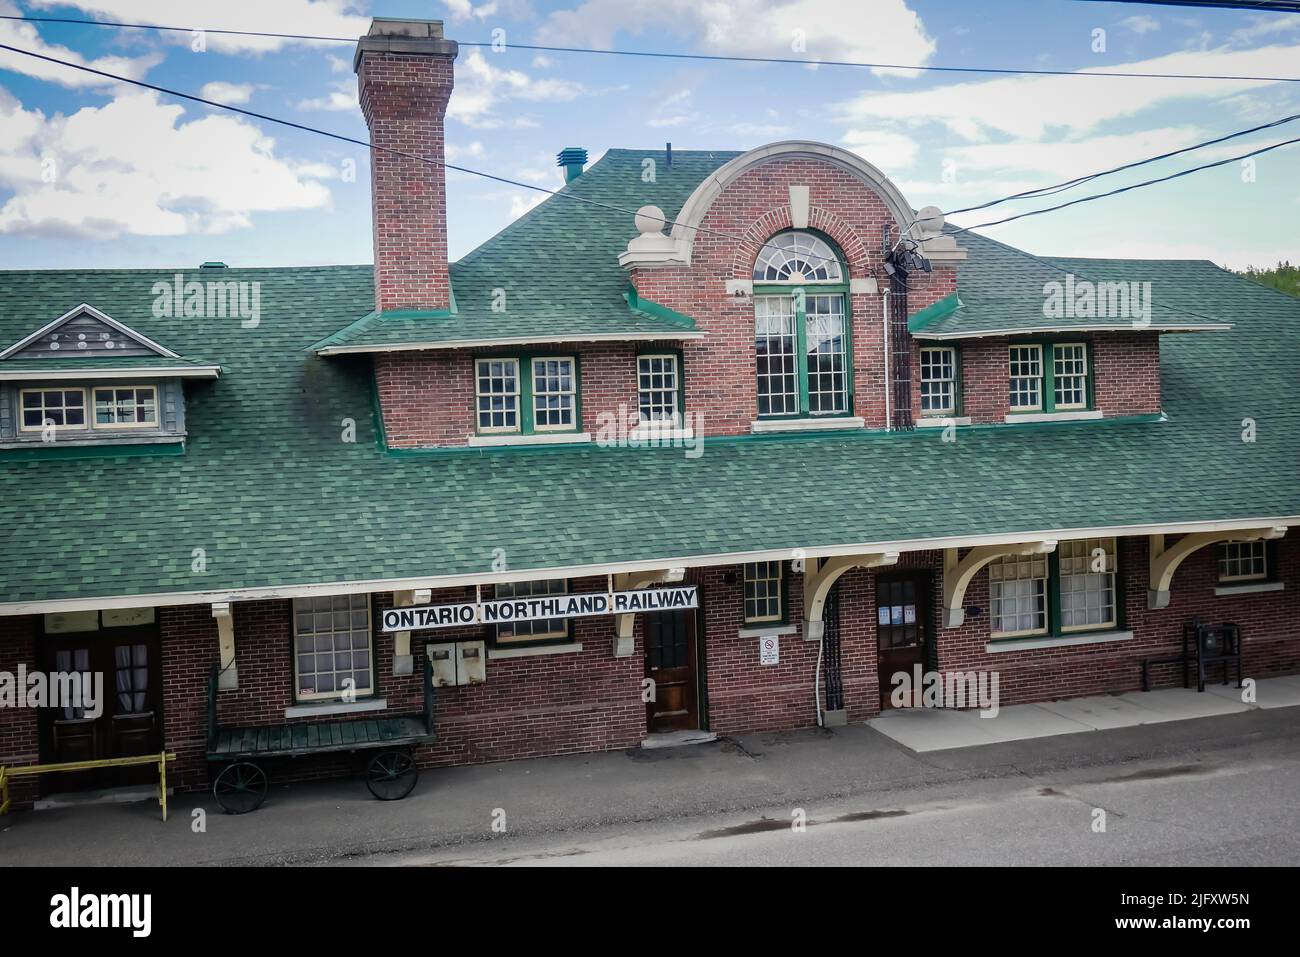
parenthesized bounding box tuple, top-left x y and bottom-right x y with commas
(206, 660, 435, 813)
(1142, 618, 1243, 693)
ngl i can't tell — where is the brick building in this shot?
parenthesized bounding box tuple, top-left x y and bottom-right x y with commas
(1, 18, 1297, 811)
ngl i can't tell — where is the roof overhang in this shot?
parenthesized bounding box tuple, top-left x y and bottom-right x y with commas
(912, 323, 1233, 340)
(0, 365, 221, 381)
(2, 513, 1293, 617)
(315, 330, 705, 356)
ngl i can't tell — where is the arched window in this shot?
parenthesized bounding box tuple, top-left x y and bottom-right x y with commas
(752, 231, 851, 419)
(752, 231, 843, 283)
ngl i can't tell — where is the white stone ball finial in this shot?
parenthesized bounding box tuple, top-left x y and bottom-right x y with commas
(635, 205, 667, 236)
(915, 205, 945, 236)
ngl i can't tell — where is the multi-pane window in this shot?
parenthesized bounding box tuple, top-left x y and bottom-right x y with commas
(743, 561, 784, 624)
(93, 386, 157, 427)
(1059, 538, 1116, 631)
(1008, 345, 1043, 411)
(19, 388, 86, 431)
(1218, 540, 1267, 582)
(476, 359, 519, 432)
(755, 296, 799, 416)
(919, 347, 957, 415)
(1052, 343, 1088, 409)
(989, 553, 1049, 637)
(495, 579, 569, 643)
(752, 231, 843, 282)
(638, 354, 680, 424)
(805, 295, 848, 414)
(531, 357, 576, 431)
(293, 595, 374, 702)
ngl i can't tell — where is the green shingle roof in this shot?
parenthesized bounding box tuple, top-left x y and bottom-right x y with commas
(1, 151, 1297, 608)
(0, 354, 219, 376)
(313, 149, 735, 352)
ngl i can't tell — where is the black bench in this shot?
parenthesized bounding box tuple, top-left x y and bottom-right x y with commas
(206, 659, 435, 813)
(1142, 619, 1242, 693)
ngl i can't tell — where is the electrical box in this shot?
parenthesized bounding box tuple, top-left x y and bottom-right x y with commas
(456, 640, 486, 686)
(425, 642, 457, 688)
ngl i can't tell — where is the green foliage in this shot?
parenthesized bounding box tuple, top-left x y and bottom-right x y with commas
(1238, 261, 1300, 298)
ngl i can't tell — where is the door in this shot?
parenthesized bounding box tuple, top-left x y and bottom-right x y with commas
(876, 573, 931, 709)
(39, 624, 162, 791)
(644, 609, 699, 733)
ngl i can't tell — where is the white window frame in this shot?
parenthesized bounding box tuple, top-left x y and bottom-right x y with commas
(18, 387, 88, 432)
(292, 595, 375, 703)
(1008, 345, 1043, 411)
(475, 357, 521, 434)
(743, 561, 784, 624)
(919, 346, 957, 416)
(91, 384, 159, 430)
(1052, 343, 1089, 411)
(637, 353, 681, 425)
(1058, 537, 1117, 633)
(1218, 540, 1268, 583)
(530, 356, 578, 432)
(989, 553, 1049, 638)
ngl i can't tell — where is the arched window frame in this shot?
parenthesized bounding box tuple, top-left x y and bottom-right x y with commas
(751, 230, 853, 420)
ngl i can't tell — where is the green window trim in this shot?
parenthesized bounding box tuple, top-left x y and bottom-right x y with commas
(989, 538, 1122, 642)
(634, 346, 687, 425)
(753, 283, 854, 420)
(473, 351, 583, 436)
(1007, 339, 1094, 415)
(918, 344, 963, 418)
(741, 560, 788, 625)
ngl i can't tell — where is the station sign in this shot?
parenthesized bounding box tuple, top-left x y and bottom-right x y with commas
(380, 585, 698, 633)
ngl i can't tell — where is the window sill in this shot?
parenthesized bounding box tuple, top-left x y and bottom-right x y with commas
(916, 416, 971, 428)
(1214, 581, 1284, 597)
(985, 629, 1133, 654)
(738, 623, 798, 639)
(629, 426, 694, 442)
(467, 432, 591, 448)
(1003, 410, 1102, 424)
(750, 417, 865, 434)
(284, 697, 387, 719)
(488, 642, 583, 659)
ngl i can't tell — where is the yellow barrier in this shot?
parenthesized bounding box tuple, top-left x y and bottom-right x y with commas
(0, 751, 176, 821)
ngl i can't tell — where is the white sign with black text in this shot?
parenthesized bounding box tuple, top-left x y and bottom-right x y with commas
(759, 635, 780, 665)
(380, 585, 698, 633)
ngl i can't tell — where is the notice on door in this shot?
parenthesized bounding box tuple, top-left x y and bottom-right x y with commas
(760, 635, 780, 665)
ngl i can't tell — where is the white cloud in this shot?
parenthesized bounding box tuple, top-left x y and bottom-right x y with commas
(297, 79, 355, 112)
(28, 0, 370, 54)
(537, 0, 936, 76)
(201, 81, 254, 105)
(1120, 15, 1160, 36)
(842, 129, 919, 172)
(509, 192, 544, 217)
(448, 49, 585, 127)
(443, 0, 498, 22)
(0, 86, 331, 238)
(0, 0, 161, 88)
(445, 140, 485, 161)
(836, 43, 1300, 141)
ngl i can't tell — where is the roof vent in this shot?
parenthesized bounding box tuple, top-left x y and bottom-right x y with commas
(557, 147, 588, 183)
(200, 261, 228, 269)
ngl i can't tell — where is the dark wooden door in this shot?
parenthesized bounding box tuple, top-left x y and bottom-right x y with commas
(644, 609, 698, 732)
(876, 573, 930, 709)
(39, 624, 162, 791)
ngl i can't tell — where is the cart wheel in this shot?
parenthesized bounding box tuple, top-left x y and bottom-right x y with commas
(367, 749, 418, 800)
(213, 762, 268, 814)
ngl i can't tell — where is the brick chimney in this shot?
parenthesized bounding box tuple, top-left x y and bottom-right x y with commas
(355, 19, 458, 313)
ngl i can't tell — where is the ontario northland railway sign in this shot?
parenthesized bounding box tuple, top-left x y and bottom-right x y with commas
(379, 586, 698, 633)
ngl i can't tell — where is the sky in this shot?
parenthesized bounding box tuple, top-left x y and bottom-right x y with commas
(0, 0, 1297, 271)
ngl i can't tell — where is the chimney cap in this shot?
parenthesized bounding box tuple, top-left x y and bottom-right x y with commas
(367, 18, 447, 39)
(355, 18, 457, 71)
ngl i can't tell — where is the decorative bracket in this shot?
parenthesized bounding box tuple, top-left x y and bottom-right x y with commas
(1148, 526, 1286, 609)
(941, 541, 1057, 628)
(802, 552, 900, 640)
(391, 590, 417, 676)
(611, 568, 687, 657)
(212, 602, 237, 690)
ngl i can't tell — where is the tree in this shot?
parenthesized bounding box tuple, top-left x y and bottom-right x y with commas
(1238, 261, 1300, 298)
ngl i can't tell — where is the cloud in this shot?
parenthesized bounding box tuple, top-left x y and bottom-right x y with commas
(445, 140, 485, 161)
(0, 86, 332, 238)
(0, 0, 162, 88)
(200, 81, 254, 105)
(509, 192, 545, 217)
(448, 49, 585, 127)
(836, 43, 1300, 141)
(442, 0, 498, 21)
(297, 79, 355, 112)
(842, 129, 919, 172)
(27, 0, 370, 54)
(1120, 15, 1160, 36)
(536, 0, 936, 76)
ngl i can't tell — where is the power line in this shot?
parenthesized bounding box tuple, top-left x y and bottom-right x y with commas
(3, 12, 1300, 83)
(0, 40, 1237, 324)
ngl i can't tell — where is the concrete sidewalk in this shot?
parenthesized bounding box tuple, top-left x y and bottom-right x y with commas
(868, 676, 1300, 752)
(3, 703, 1298, 866)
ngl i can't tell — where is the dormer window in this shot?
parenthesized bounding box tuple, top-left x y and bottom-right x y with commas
(20, 388, 86, 431)
(93, 386, 158, 428)
(752, 231, 851, 419)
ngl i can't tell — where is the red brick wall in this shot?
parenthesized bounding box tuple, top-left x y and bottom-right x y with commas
(0, 615, 39, 807)
(358, 48, 455, 313)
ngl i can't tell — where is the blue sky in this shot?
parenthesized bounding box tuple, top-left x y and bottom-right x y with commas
(0, 0, 1297, 271)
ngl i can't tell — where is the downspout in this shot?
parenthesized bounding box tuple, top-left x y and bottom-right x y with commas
(882, 287, 892, 430)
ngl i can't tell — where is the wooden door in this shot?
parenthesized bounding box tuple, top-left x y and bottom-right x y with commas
(644, 609, 699, 733)
(876, 573, 930, 709)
